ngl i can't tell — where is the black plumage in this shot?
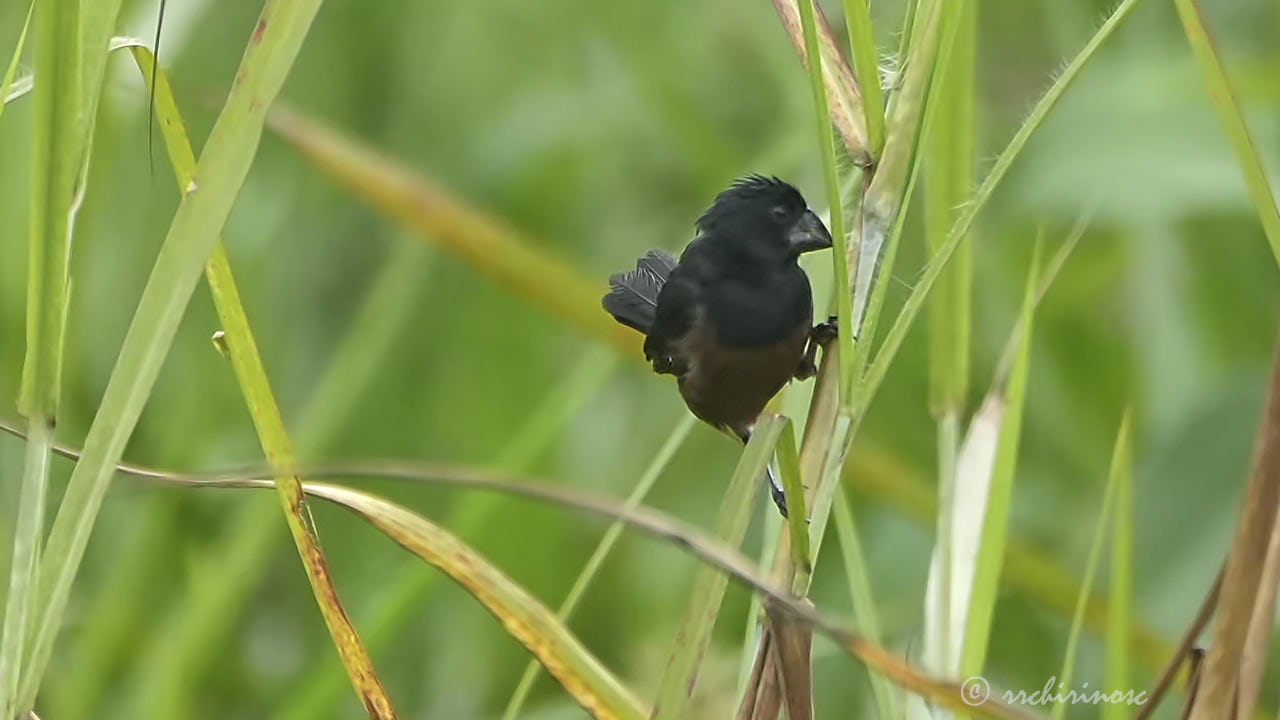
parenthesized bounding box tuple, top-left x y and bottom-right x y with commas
(601, 250, 678, 333)
(602, 175, 836, 516)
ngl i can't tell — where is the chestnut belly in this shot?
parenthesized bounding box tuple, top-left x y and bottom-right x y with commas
(676, 326, 809, 437)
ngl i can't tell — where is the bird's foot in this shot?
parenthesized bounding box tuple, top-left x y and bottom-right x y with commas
(812, 316, 839, 346)
(766, 466, 788, 519)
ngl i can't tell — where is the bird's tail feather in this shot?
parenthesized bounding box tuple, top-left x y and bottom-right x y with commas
(601, 249, 677, 333)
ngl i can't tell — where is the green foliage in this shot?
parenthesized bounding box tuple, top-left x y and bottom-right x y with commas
(3, 0, 1280, 717)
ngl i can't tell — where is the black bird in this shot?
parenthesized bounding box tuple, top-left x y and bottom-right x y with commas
(602, 175, 836, 517)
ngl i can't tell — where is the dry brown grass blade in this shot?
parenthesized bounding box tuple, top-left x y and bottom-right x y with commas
(766, 602, 814, 720)
(768, 0, 870, 164)
(267, 106, 639, 357)
(299, 483, 648, 720)
(1134, 566, 1222, 720)
(1189, 331, 1280, 720)
(735, 630, 781, 720)
(1238, 511, 1280, 720)
(1184, 650, 1207, 720)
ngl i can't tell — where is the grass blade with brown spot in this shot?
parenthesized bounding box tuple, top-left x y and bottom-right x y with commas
(19, 1, 327, 708)
(125, 42, 396, 719)
(293, 484, 648, 720)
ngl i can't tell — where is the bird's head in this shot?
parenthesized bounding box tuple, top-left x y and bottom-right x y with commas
(696, 175, 833, 265)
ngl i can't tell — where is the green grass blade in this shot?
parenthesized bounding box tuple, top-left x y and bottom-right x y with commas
(1051, 411, 1130, 720)
(1172, 0, 1280, 269)
(137, 213, 418, 705)
(924, 0, 974, 417)
(4, 0, 93, 714)
(893, 0, 920, 70)
(20, 0, 326, 708)
(833, 486, 899, 718)
(958, 241, 1041, 678)
(796, 0, 857, 414)
(923, 410, 960, 674)
(0, 0, 32, 128)
(841, 0, 886, 157)
(127, 42, 396, 717)
(129, 242, 429, 720)
(0, 422, 49, 720)
(777, 422, 811, 585)
(1102, 409, 1134, 720)
(500, 415, 696, 720)
(652, 414, 785, 720)
(2, 74, 31, 105)
(847, 0, 958, 380)
(854, 0, 942, 335)
(861, 0, 1145, 405)
(848, 0, 961, 407)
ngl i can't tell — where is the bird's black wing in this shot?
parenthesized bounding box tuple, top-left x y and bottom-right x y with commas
(602, 249, 679, 333)
(643, 267, 701, 376)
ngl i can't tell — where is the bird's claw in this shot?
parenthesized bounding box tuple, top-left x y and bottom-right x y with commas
(812, 316, 838, 346)
(765, 466, 788, 518)
(770, 481, 789, 519)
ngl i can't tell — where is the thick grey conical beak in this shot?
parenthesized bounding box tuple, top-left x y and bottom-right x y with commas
(788, 209, 834, 254)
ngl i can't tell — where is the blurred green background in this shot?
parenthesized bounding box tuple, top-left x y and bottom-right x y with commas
(1, 0, 1279, 718)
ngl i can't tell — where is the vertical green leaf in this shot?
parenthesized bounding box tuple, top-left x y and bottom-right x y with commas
(796, 0, 857, 414)
(958, 240, 1041, 678)
(1102, 410, 1133, 720)
(1172, 0, 1280, 270)
(924, 0, 973, 416)
(777, 423, 811, 587)
(21, 0, 328, 708)
(4, 0, 93, 714)
(841, 0, 886, 156)
(128, 43, 397, 718)
(1052, 411, 1130, 719)
(919, 1, 974, 686)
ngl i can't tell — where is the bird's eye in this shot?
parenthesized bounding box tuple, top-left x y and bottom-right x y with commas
(771, 205, 790, 222)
